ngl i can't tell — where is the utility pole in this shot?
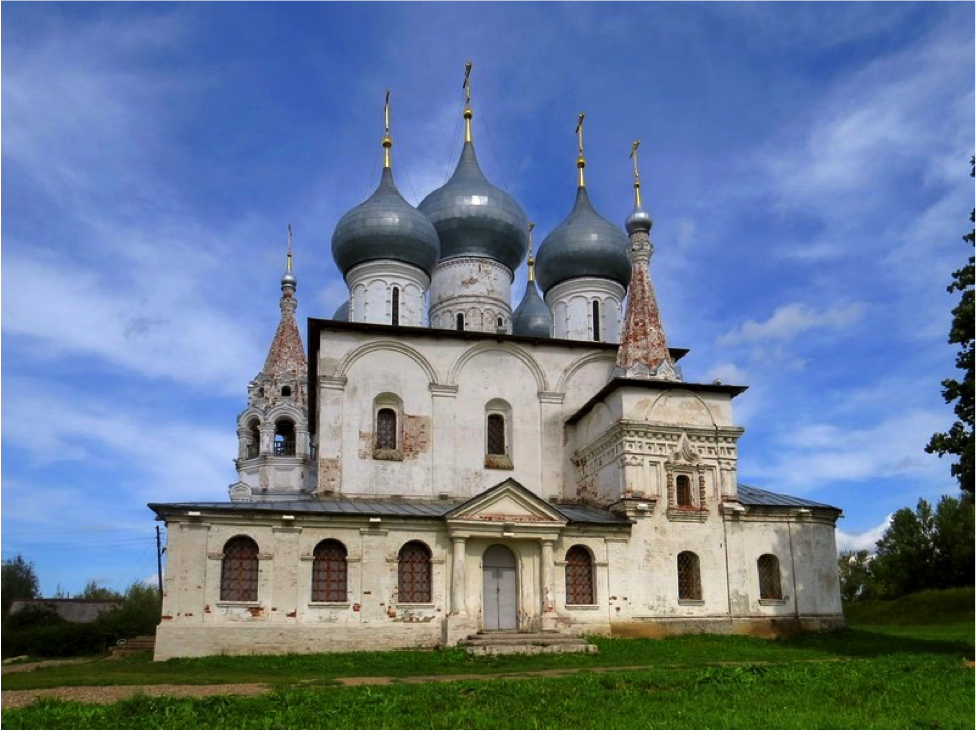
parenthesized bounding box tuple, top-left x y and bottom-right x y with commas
(155, 525, 165, 613)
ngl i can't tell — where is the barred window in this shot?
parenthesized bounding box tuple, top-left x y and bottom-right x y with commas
(274, 418, 296, 456)
(312, 540, 348, 603)
(565, 545, 595, 605)
(220, 536, 259, 602)
(376, 408, 397, 450)
(391, 287, 400, 326)
(757, 554, 782, 600)
(676, 474, 693, 507)
(398, 541, 432, 603)
(677, 551, 702, 601)
(487, 414, 506, 456)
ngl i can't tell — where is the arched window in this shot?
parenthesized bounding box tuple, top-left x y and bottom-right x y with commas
(565, 545, 595, 605)
(398, 541, 432, 603)
(246, 418, 260, 459)
(592, 300, 601, 341)
(312, 540, 348, 603)
(376, 408, 398, 450)
(391, 287, 400, 326)
(273, 419, 296, 456)
(757, 554, 783, 600)
(220, 536, 259, 602)
(675, 475, 693, 507)
(496, 316, 503, 329)
(281, 386, 292, 398)
(677, 551, 702, 601)
(487, 414, 506, 456)
(456, 313, 465, 331)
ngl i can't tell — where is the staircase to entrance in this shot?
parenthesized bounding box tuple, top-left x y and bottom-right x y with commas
(459, 630, 598, 656)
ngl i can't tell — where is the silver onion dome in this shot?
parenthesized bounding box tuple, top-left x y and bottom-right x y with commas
(332, 299, 350, 322)
(511, 280, 552, 337)
(331, 167, 440, 277)
(625, 203, 653, 235)
(280, 270, 297, 290)
(417, 142, 529, 273)
(535, 187, 631, 294)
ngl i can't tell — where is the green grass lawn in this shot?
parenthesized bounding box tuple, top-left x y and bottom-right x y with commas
(3, 588, 973, 729)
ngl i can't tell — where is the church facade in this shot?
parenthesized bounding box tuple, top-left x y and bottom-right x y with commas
(150, 86, 844, 661)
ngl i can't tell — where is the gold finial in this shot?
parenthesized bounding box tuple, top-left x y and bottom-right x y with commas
(527, 221, 536, 283)
(629, 139, 642, 207)
(463, 60, 474, 143)
(286, 224, 293, 272)
(575, 112, 586, 188)
(382, 89, 392, 169)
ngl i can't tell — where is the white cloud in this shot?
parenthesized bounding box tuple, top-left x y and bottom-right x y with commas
(718, 302, 865, 348)
(837, 515, 892, 553)
(706, 362, 748, 384)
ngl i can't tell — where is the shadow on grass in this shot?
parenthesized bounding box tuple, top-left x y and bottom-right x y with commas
(776, 626, 974, 660)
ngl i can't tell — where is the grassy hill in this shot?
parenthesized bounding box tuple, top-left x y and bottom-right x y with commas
(844, 587, 975, 626)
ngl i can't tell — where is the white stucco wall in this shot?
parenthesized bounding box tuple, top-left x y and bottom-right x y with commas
(545, 277, 625, 343)
(346, 260, 430, 327)
(429, 257, 514, 333)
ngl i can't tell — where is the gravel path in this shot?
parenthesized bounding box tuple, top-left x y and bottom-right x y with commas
(2, 684, 271, 710)
(2, 659, 95, 675)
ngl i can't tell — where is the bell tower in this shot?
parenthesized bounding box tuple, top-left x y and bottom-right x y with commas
(230, 227, 315, 501)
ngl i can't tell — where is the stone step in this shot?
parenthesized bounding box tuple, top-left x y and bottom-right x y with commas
(465, 632, 570, 641)
(464, 643, 598, 656)
(461, 635, 588, 647)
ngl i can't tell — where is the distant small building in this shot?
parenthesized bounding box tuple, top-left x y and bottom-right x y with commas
(8, 599, 120, 623)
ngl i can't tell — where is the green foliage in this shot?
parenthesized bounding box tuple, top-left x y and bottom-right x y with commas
(837, 549, 880, 601)
(93, 583, 161, 641)
(79, 581, 124, 602)
(2, 554, 41, 616)
(926, 156, 975, 494)
(842, 587, 975, 626)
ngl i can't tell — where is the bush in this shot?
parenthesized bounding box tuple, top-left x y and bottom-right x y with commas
(1, 620, 108, 658)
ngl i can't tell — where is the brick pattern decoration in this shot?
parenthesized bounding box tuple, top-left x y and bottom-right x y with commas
(615, 230, 672, 375)
(677, 551, 702, 601)
(312, 540, 348, 603)
(565, 545, 595, 605)
(397, 541, 432, 603)
(220, 537, 259, 602)
(263, 293, 307, 378)
(757, 554, 783, 600)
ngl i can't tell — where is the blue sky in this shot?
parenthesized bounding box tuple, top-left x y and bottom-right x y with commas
(2, 2, 973, 595)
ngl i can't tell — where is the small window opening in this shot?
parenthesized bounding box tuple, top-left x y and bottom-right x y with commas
(486, 413, 506, 456)
(565, 545, 595, 605)
(456, 313, 465, 331)
(273, 419, 296, 456)
(592, 300, 601, 341)
(258, 387, 265, 397)
(497, 317, 503, 328)
(246, 419, 260, 459)
(391, 287, 400, 326)
(676, 475, 693, 507)
(281, 386, 292, 398)
(376, 408, 398, 450)
(677, 551, 702, 601)
(758, 554, 783, 600)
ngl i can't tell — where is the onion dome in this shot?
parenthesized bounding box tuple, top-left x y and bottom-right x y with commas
(512, 222, 551, 337)
(331, 168, 440, 277)
(331, 90, 440, 278)
(417, 78, 528, 273)
(535, 186, 631, 294)
(332, 299, 350, 321)
(625, 140, 653, 235)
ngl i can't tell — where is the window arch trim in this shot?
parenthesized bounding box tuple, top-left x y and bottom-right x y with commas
(397, 540, 432, 604)
(220, 535, 259, 603)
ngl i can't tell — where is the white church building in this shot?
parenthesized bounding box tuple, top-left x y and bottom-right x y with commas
(150, 83, 844, 660)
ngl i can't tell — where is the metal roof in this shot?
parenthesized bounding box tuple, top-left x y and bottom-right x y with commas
(149, 496, 631, 525)
(737, 484, 840, 511)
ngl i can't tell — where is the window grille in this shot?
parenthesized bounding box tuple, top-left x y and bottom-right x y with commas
(592, 300, 601, 341)
(391, 287, 400, 326)
(565, 545, 595, 605)
(676, 474, 693, 507)
(376, 408, 397, 450)
(456, 313, 465, 331)
(677, 551, 702, 601)
(312, 540, 348, 603)
(486, 413, 506, 456)
(220, 536, 259, 602)
(398, 541, 432, 603)
(273, 439, 296, 456)
(757, 554, 782, 600)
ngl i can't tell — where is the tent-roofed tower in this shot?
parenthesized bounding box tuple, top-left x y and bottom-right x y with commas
(419, 62, 530, 333)
(331, 91, 439, 327)
(230, 229, 314, 501)
(535, 114, 631, 342)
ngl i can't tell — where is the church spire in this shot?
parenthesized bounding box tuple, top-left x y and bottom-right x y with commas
(615, 146, 679, 381)
(264, 226, 307, 378)
(382, 89, 393, 169)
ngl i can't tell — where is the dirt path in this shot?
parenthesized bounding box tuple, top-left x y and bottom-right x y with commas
(2, 658, 95, 675)
(2, 684, 271, 710)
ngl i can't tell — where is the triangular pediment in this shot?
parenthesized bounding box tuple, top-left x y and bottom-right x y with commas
(445, 479, 567, 525)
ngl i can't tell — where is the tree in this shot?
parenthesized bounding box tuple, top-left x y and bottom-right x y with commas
(931, 494, 975, 588)
(870, 499, 936, 598)
(926, 157, 975, 495)
(837, 549, 877, 602)
(1, 554, 40, 616)
(78, 580, 124, 602)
